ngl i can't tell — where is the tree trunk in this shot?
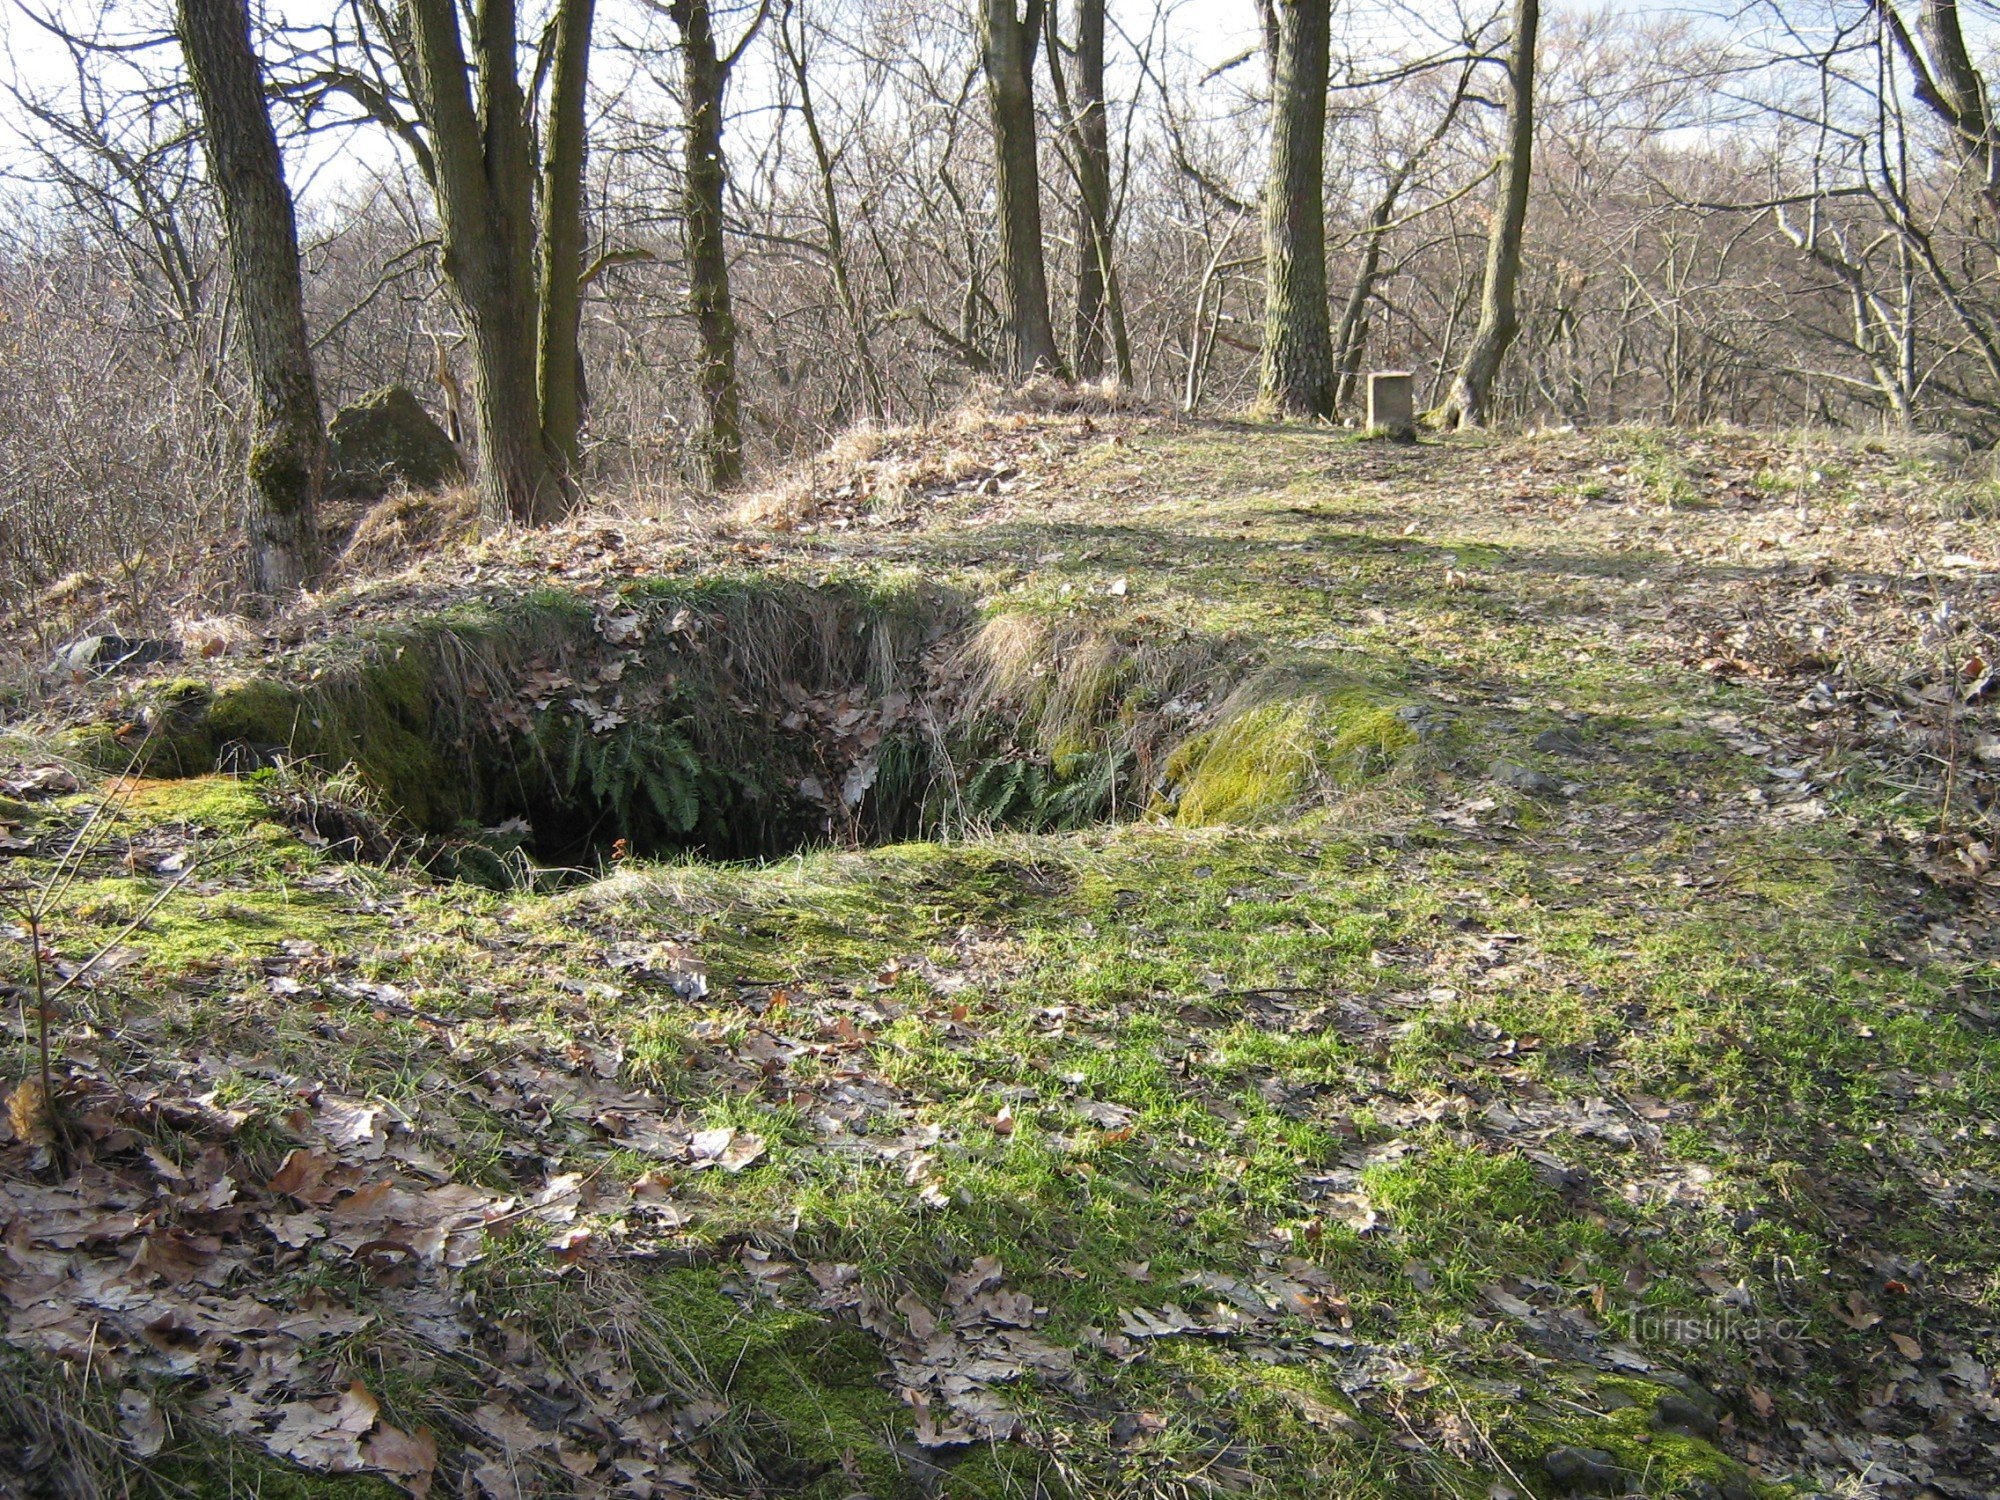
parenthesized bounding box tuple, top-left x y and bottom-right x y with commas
(538, 0, 595, 475)
(983, 0, 1061, 378)
(780, 4, 887, 423)
(1438, 0, 1539, 431)
(405, 0, 584, 525)
(671, 0, 745, 488)
(1053, 0, 1129, 384)
(1883, 2, 2000, 210)
(176, 0, 324, 595)
(1257, 0, 1334, 419)
(1331, 213, 1389, 417)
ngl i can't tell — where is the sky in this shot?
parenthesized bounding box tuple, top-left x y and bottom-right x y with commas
(0, 0, 1947, 215)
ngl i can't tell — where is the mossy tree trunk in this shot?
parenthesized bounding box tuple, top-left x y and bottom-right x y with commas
(669, 0, 750, 488)
(404, 0, 594, 526)
(1257, 0, 1334, 419)
(175, 0, 324, 596)
(1437, 0, 1538, 431)
(1048, 0, 1131, 384)
(983, 0, 1063, 379)
(537, 0, 594, 480)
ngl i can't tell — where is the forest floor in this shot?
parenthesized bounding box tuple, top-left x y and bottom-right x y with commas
(5, 412, 2000, 1500)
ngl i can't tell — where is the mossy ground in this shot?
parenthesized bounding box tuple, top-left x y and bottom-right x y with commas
(6, 421, 2000, 1498)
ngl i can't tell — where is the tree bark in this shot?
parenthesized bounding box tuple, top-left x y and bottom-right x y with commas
(1438, 0, 1539, 431)
(1330, 213, 1388, 418)
(1877, 2, 2000, 210)
(670, 0, 745, 487)
(1050, 0, 1129, 383)
(405, 0, 588, 525)
(176, 0, 324, 595)
(1257, 0, 1334, 419)
(982, 0, 1062, 378)
(538, 0, 595, 476)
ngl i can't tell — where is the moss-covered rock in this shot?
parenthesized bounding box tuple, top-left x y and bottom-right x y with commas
(327, 384, 463, 499)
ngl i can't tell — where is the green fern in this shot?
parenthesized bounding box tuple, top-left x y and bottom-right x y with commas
(550, 715, 707, 837)
(957, 746, 1131, 832)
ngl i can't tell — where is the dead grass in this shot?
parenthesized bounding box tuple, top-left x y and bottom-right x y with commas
(332, 486, 483, 581)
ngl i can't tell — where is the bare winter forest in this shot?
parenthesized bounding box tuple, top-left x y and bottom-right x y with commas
(6, 0, 2000, 630)
(16, 4, 2000, 1497)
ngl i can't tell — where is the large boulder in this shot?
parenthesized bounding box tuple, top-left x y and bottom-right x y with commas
(326, 385, 463, 500)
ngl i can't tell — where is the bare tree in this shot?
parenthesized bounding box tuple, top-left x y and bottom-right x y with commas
(778, 0, 887, 419)
(982, 0, 1062, 377)
(1047, 0, 1130, 382)
(327, 0, 599, 524)
(667, 0, 765, 487)
(1438, 0, 1538, 429)
(176, 0, 323, 595)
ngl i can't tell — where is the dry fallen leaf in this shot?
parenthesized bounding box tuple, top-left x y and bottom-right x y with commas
(689, 1126, 735, 1162)
(267, 1147, 338, 1203)
(118, 1388, 167, 1457)
(364, 1422, 439, 1497)
(266, 1381, 379, 1472)
(1841, 1289, 1882, 1330)
(718, 1132, 766, 1173)
(1889, 1331, 1924, 1362)
(7, 1079, 50, 1146)
(548, 1225, 594, 1262)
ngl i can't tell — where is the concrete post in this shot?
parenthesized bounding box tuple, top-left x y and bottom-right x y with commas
(1366, 371, 1416, 441)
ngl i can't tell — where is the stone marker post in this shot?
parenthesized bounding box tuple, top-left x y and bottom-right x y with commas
(1367, 371, 1416, 441)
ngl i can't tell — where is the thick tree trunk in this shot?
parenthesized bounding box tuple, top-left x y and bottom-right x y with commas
(176, 0, 324, 595)
(1258, 0, 1334, 419)
(1439, 0, 1539, 431)
(983, 0, 1061, 378)
(671, 0, 745, 488)
(1057, 0, 1129, 384)
(406, 0, 585, 525)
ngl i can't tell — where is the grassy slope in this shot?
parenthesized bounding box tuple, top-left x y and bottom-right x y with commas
(5, 419, 2000, 1499)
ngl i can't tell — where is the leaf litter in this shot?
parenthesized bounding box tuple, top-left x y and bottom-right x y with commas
(9, 425, 2000, 1496)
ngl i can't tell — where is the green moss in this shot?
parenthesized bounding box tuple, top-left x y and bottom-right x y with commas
(51, 875, 364, 974)
(108, 775, 274, 832)
(1169, 687, 1419, 825)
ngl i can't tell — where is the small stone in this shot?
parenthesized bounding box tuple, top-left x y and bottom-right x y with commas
(1490, 760, 1564, 796)
(1542, 1445, 1623, 1492)
(1654, 1372, 1725, 1418)
(1366, 370, 1417, 442)
(1396, 703, 1441, 736)
(50, 635, 179, 677)
(1532, 726, 1588, 757)
(1652, 1390, 1719, 1438)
